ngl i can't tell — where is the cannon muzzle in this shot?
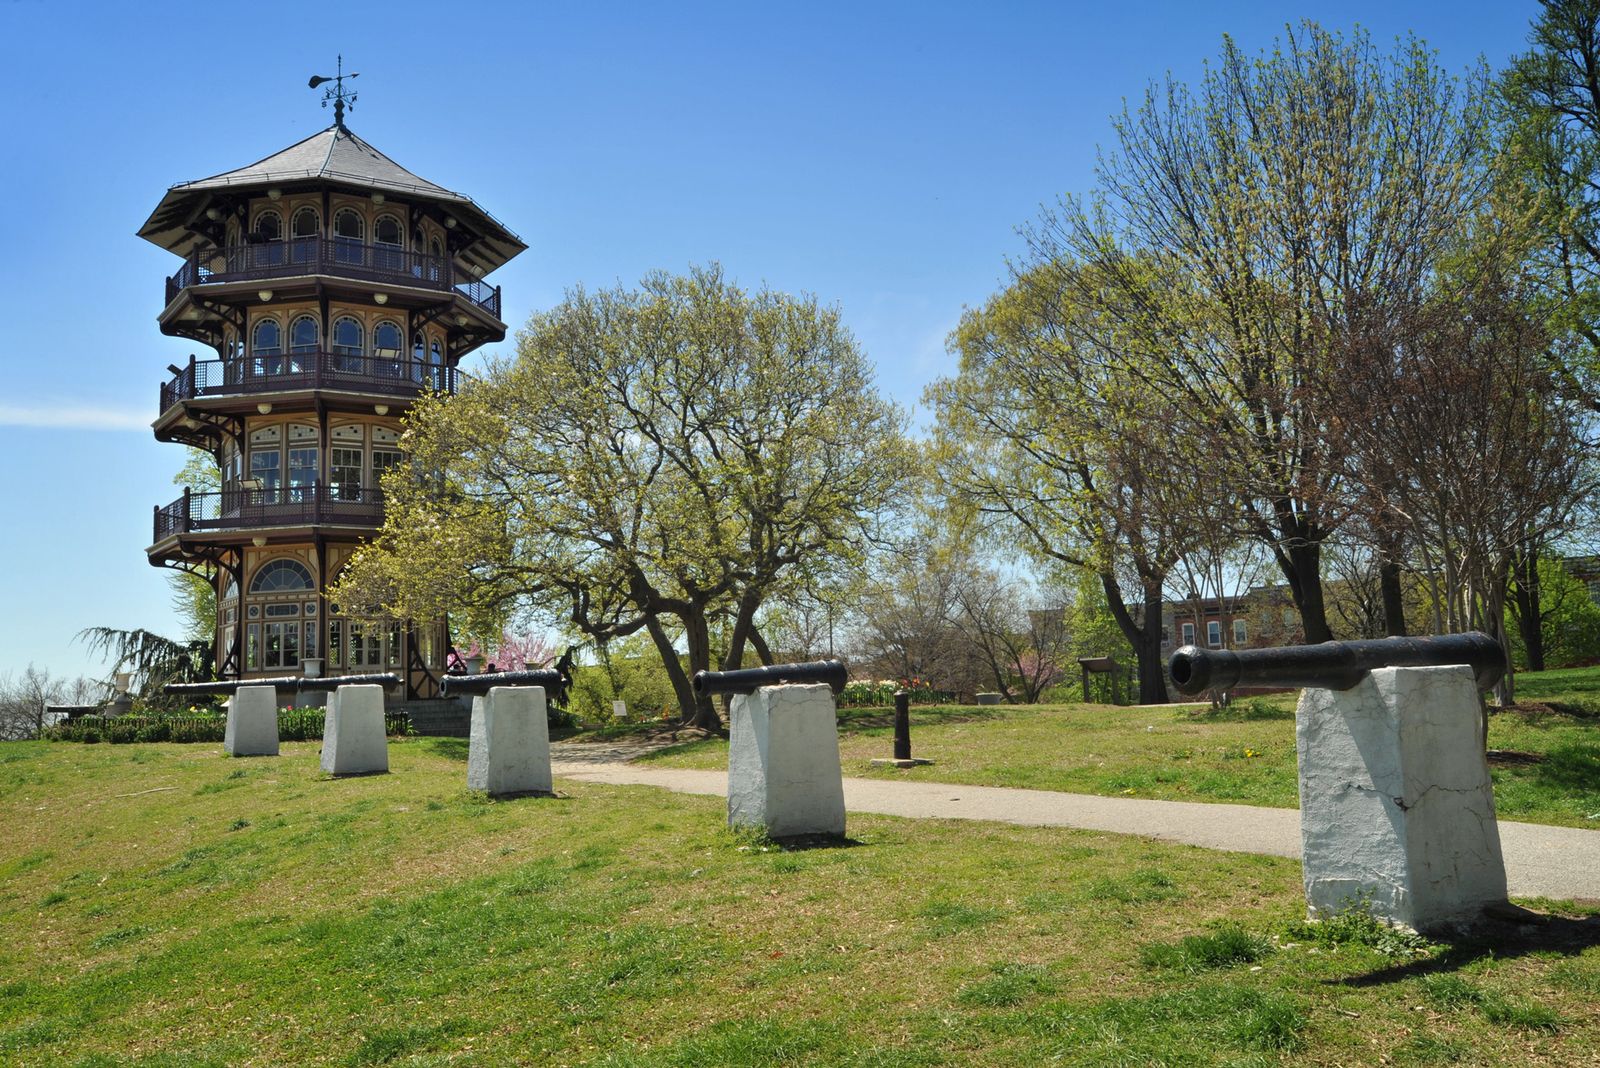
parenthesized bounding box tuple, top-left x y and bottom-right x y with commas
(441, 669, 568, 697)
(1167, 632, 1505, 696)
(164, 673, 402, 696)
(692, 659, 848, 697)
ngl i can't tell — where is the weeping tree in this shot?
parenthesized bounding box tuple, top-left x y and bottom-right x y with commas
(75, 627, 214, 708)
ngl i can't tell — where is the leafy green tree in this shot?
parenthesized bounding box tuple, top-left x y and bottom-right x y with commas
(1508, 556, 1600, 669)
(1503, 0, 1600, 405)
(169, 448, 219, 642)
(1027, 23, 1496, 643)
(335, 265, 910, 729)
(931, 264, 1213, 703)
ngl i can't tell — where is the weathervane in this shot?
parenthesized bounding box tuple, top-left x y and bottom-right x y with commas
(308, 55, 359, 128)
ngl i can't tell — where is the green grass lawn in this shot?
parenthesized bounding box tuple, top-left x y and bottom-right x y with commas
(633, 675, 1600, 829)
(2, 739, 1598, 1065)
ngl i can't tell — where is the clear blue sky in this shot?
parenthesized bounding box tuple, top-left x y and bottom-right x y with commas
(0, 0, 1538, 682)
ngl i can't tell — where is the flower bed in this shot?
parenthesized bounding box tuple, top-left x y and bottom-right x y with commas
(45, 709, 410, 744)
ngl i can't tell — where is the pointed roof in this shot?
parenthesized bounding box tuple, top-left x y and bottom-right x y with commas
(137, 124, 525, 274)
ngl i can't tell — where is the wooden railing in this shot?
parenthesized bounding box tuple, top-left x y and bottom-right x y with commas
(153, 484, 384, 542)
(159, 352, 457, 412)
(164, 238, 502, 318)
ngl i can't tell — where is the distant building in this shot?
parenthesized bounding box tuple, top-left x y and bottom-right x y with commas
(1159, 584, 1304, 659)
(138, 93, 524, 698)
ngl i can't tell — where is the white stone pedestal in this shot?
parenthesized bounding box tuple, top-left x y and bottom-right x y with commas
(727, 683, 845, 838)
(320, 684, 389, 776)
(467, 686, 552, 796)
(1297, 665, 1507, 931)
(224, 685, 279, 757)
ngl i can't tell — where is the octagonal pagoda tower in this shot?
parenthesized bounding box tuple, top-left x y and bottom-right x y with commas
(139, 103, 523, 699)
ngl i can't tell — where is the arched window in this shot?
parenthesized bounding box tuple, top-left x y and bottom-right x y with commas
(332, 316, 364, 373)
(428, 236, 444, 283)
(252, 318, 283, 377)
(374, 215, 402, 271)
(249, 558, 314, 594)
(413, 331, 427, 384)
(289, 316, 319, 373)
(334, 209, 365, 264)
(253, 211, 283, 268)
(373, 321, 402, 377)
(291, 208, 319, 264)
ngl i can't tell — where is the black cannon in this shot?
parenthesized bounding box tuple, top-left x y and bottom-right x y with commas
(692, 659, 848, 697)
(164, 673, 402, 696)
(441, 669, 568, 698)
(1167, 632, 1506, 697)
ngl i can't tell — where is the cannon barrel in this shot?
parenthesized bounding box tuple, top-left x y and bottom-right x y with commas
(692, 659, 848, 697)
(1167, 632, 1506, 697)
(441, 669, 568, 697)
(163, 673, 402, 696)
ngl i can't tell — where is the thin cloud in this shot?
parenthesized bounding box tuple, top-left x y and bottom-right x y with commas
(0, 404, 150, 431)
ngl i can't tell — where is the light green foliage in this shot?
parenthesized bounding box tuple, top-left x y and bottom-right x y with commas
(1508, 557, 1600, 669)
(168, 448, 220, 642)
(1502, 0, 1600, 400)
(336, 266, 910, 726)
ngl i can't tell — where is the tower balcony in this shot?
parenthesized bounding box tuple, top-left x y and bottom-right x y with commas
(164, 238, 502, 320)
(152, 484, 385, 546)
(158, 351, 459, 416)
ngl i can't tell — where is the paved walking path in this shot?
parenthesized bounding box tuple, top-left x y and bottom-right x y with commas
(549, 758, 1600, 902)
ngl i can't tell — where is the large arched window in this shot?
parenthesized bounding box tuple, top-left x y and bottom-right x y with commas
(249, 558, 314, 594)
(252, 318, 283, 376)
(334, 209, 364, 264)
(247, 559, 315, 671)
(289, 315, 319, 372)
(332, 316, 364, 373)
(291, 208, 319, 264)
(253, 211, 283, 267)
(373, 321, 402, 377)
(374, 215, 403, 271)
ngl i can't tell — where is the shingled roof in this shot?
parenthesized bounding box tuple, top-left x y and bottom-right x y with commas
(137, 124, 525, 275)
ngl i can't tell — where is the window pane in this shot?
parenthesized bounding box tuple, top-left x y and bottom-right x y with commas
(1207, 621, 1222, 646)
(291, 317, 319, 355)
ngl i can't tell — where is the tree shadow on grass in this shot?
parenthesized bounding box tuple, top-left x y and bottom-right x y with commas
(837, 705, 1007, 735)
(1337, 909, 1600, 988)
(769, 833, 868, 852)
(419, 737, 469, 762)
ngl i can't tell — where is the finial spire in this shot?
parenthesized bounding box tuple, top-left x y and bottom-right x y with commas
(308, 55, 360, 129)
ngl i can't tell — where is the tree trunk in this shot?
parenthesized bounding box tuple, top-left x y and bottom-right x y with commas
(748, 624, 775, 666)
(1099, 571, 1170, 705)
(1283, 537, 1333, 643)
(1378, 559, 1408, 637)
(643, 615, 700, 729)
(681, 604, 721, 730)
(1510, 547, 1545, 672)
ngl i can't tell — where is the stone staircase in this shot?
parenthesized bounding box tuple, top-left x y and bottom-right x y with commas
(399, 698, 470, 737)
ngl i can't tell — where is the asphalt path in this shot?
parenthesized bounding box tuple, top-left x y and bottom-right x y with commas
(550, 760, 1600, 903)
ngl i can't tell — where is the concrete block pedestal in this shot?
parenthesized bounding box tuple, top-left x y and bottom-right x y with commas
(467, 686, 553, 796)
(728, 683, 846, 838)
(224, 685, 279, 757)
(320, 684, 389, 776)
(1297, 665, 1507, 932)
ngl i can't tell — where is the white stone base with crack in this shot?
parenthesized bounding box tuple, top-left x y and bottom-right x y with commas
(1297, 664, 1508, 931)
(320, 684, 389, 775)
(727, 683, 846, 838)
(467, 686, 552, 796)
(224, 685, 279, 757)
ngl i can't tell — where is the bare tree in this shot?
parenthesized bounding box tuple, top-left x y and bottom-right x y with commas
(0, 665, 92, 740)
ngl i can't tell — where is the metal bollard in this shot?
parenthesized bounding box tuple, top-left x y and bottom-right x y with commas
(872, 688, 933, 768)
(893, 689, 912, 761)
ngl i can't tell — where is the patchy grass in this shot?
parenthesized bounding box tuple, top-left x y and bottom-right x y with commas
(632, 675, 1600, 827)
(3, 740, 1599, 1065)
